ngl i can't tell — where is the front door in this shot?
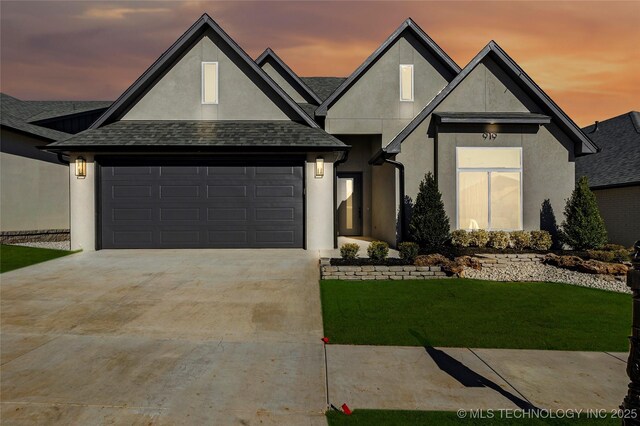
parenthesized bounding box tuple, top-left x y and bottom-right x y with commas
(337, 172, 362, 236)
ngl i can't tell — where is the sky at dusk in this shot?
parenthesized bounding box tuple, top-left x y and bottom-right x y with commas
(1, 1, 638, 126)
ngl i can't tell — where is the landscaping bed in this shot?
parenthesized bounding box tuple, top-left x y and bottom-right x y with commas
(320, 278, 629, 351)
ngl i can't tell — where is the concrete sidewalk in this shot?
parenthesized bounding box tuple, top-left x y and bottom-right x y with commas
(326, 345, 627, 411)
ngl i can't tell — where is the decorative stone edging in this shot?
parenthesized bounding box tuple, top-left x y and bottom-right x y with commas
(320, 258, 446, 280)
(0, 229, 70, 244)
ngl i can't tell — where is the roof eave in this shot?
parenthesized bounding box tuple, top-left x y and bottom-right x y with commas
(256, 48, 322, 105)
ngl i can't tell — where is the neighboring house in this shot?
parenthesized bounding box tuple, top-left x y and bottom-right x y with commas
(0, 93, 111, 244)
(45, 14, 597, 251)
(576, 112, 640, 247)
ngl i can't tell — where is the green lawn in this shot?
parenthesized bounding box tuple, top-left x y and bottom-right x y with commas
(321, 278, 629, 351)
(0, 244, 75, 273)
(327, 410, 617, 425)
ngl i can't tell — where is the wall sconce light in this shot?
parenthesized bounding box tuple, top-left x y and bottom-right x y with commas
(315, 157, 324, 178)
(75, 156, 87, 179)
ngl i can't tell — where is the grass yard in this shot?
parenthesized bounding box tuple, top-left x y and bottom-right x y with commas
(0, 244, 75, 273)
(320, 278, 629, 351)
(326, 410, 617, 425)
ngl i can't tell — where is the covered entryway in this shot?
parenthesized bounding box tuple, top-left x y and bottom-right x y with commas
(98, 157, 304, 249)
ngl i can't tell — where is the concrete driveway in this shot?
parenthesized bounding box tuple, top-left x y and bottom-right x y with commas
(1, 249, 326, 425)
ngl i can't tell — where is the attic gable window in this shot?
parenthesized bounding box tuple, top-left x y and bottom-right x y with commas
(400, 64, 414, 102)
(202, 62, 218, 104)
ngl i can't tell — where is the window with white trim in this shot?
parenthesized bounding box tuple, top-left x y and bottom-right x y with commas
(399, 64, 413, 102)
(456, 147, 522, 230)
(202, 62, 218, 104)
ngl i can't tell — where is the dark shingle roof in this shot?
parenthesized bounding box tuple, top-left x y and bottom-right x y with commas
(297, 103, 318, 117)
(300, 77, 346, 102)
(576, 112, 640, 188)
(25, 100, 112, 122)
(1, 93, 112, 140)
(46, 120, 348, 150)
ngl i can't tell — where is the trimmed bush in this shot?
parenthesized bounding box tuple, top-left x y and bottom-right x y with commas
(560, 176, 608, 250)
(586, 250, 615, 263)
(487, 231, 510, 249)
(408, 172, 450, 251)
(530, 230, 553, 251)
(340, 243, 360, 260)
(367, 241, 389, 261)
(468, 229, 489, 248)
(510, 231, 531, 250)
(398, 242, 419, 263)
(451, 230, 470, 248)
(603, 243, 626, 251)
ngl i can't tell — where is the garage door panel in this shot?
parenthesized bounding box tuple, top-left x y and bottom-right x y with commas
(100, 158, 303, 249)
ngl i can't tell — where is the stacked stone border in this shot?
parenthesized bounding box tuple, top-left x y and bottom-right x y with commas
(0, 229, 70, 244)
(320, 258, 446, 280)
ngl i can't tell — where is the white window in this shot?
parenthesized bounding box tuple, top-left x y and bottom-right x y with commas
(399, 64, 413, 102)
(456, 147, 522, 230)
(202, 62, 218, 104)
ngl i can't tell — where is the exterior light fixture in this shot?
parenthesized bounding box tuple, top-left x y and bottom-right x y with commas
(315, 157, 324, 178)
(75, 156, 87, 178)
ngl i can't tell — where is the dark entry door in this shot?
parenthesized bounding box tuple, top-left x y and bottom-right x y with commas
(337, 172, 362, 236)
(99, 157, 304, 249)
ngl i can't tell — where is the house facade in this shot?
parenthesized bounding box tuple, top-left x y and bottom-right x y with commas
(46, 14, 597, 251)
(576, 112, 640, 247)
(0, 93, 111, 244)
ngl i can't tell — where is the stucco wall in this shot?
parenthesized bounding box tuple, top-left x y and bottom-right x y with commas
(324, 30, 453, 148)
(593, 186, 640, 247)
(0, 129, 69, 232)
(306, 154, 335, 250)
(261, 61, 306, 103)
(69, 153, 95, 251)
(397, 55, 575, 232)
(123, 30, 290, 121)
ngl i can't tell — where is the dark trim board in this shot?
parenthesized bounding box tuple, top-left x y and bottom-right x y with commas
(95, 155, 306, 249)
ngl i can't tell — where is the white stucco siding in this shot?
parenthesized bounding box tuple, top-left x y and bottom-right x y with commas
(306, 155, 335, 250)
(69, 153, 96, 251)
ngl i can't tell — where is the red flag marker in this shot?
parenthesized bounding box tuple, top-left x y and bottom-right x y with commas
(341, 403, 352, 415)
(322, 337, 329, 344)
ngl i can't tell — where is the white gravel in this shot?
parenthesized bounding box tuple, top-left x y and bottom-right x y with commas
(464, 262, 629, 294)
(12, 241, 71, 251)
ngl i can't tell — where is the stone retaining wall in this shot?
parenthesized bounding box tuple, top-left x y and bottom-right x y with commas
(0, 229, 70, 244)
(320, 258, 446, 280)
(472, 253, 545, 268)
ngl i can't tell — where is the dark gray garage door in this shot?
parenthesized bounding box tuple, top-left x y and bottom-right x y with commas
(99, 157, 304, 249)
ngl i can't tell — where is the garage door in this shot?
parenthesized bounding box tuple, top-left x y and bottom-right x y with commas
(99, 157, 304, 248)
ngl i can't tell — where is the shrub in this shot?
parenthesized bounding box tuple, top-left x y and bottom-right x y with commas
(398, 242, 419, 263)
(414, 253, 449, 267)
(468, 229, 489, 248)
(603, 243, 626, 251)
(560, 176, 608, 250)
(408, 172, 450, 251)
(487, 231, 510, 249)
(451, 230, 470, 247)
(530, 230, 553, 251)
(367, 241, 389, 261)
(586, 250, 615, 263)
(510, 231, 531, 250)
(340, 243, 360, 260)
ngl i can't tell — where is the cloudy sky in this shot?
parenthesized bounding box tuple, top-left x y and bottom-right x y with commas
(1, 1, 638, 126)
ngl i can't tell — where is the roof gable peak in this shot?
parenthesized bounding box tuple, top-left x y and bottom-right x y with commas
(316, 17, 461, 116)
(91, 14, 318, 129)
(255, 47, 321, 104)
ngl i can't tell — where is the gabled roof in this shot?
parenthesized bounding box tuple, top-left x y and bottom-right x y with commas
(300, 77, 346, 102)
(1, 93, 110, 140)
(91, 14, 318, 129)
(46, 120, 348, 151)
(576, 111, 640, 188)
(256, 48, 322, 104)
(378, 41, 599, 159)
(315, 18, 461, 116)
